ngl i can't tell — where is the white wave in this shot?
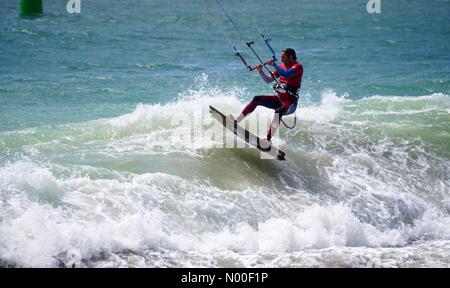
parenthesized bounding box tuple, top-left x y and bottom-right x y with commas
(359, 93, 450, 103)
(1, 160, 449, 267)
(297, 90, 350, 123)
(0, 161, 62, 204)
(358, 108, 442, 116)
(1, 82, 449, 267)
(189, 205, 450, 254)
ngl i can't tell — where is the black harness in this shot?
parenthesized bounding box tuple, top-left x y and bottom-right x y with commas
(273, 83, 299, 129)
(273, 83, 299, 99)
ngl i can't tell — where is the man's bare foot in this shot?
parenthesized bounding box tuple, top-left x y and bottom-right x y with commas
(261, 138, 272, 149)
(228, 113, 245, 123)
(227, 114, 236, 122)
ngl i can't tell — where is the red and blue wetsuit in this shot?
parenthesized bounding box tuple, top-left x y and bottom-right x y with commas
(240, 61, 303, 139)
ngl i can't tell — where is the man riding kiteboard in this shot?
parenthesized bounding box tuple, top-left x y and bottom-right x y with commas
(230, 48, 303, 145)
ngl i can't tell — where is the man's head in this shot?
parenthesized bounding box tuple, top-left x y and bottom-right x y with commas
(280, 48, 297, 64)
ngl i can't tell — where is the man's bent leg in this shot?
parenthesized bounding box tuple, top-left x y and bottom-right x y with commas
(267, 113, 281, 141)
(266, 97, 293, 141)
(236, 96, 281, 123)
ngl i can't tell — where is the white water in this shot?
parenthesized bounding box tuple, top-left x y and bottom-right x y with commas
(0, 87, 449, 267)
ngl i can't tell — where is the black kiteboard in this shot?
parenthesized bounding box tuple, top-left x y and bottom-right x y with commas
(209, 105, 286, 161)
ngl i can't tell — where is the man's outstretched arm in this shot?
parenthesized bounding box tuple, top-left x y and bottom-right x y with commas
(259, 70, 276, 83)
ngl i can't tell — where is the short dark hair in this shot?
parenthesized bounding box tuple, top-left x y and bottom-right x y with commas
(282, 48, 297, 60)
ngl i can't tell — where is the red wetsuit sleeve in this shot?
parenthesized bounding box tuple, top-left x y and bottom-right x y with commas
(289, 63, 302, 78)
(297, 64, 303, 78)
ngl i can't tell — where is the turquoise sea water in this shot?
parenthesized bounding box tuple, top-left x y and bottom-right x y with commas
(0, 0, 449, 267)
